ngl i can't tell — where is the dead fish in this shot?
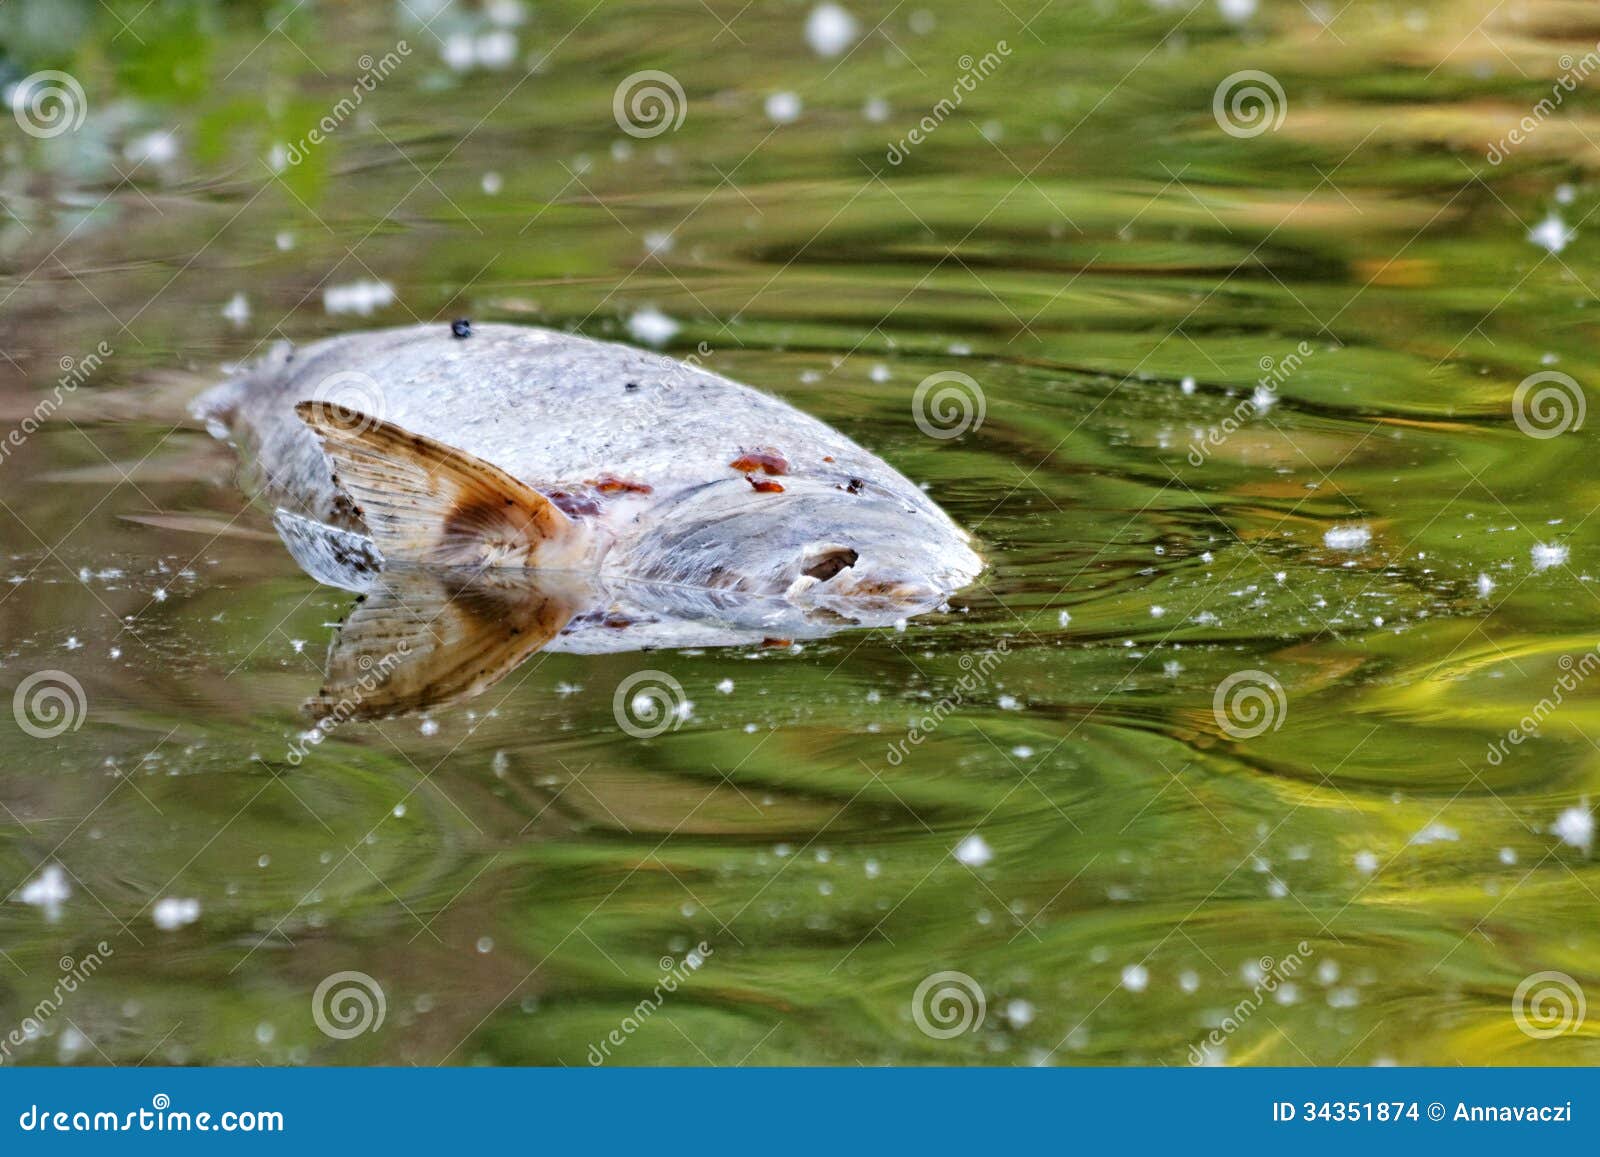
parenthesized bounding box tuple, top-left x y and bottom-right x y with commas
(193, 323, 984, 620)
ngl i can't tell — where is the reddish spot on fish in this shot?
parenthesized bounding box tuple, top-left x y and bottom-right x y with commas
(761, 637, 792, 648)
(746, 475, 784, 493)
(822, 455, 835, 463)
(549, 491, 601, 518)
(729, 448, 788, 476)
(587, 475, 653, 495)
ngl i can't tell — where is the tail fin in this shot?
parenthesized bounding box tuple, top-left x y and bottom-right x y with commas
(294, 403, 587, 569)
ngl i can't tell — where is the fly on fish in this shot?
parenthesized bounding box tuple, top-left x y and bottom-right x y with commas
(194, 322, 984, 716)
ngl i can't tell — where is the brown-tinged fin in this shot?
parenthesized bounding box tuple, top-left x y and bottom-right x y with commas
(294, 402, 584, 568)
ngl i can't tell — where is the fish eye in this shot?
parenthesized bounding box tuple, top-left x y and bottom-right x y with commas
(801, 546, 858, 581)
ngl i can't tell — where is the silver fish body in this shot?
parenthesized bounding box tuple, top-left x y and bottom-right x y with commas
(196, 323, 983, 618)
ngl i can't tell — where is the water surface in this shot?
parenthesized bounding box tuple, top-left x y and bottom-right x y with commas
(2, 0, 1599, 1065)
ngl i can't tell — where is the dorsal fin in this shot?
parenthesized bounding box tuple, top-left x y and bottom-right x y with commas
(294, 402, 586, 569)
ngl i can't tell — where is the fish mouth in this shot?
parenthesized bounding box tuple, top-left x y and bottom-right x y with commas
(784, 544, 949, 615)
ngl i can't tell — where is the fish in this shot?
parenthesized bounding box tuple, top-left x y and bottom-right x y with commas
(193, 322, 985, 714)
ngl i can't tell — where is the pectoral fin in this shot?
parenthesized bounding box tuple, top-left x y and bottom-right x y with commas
(294, 402, 584, 569)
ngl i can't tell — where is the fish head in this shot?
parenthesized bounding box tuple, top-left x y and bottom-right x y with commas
(621, 478, 982, 618)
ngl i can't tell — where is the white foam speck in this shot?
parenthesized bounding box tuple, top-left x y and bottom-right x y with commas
(954, 833, 993, 867)
(442, 33, 475, 71)
(627, 307, 680, 346)
(1121, 963, 1149, 992)
(1004, 998, 1035, 1028)
(804, 3, 859, 57)
(1529, 212, 1574, 254)
(152, 896, 200, 930)
(1498, 846, 1517, 865)
(1180, 375, 1196, 395)
(1217, 0, 1257, 21)
(124, 129, 179, 166)
(323, 280, 395, 316)
(1353, 850, 1379, 874)
(863, 96, 890, 123)
(997, 694, 1021, 710)
(716, 678, 734, 694)
(275, 231, 295, 251)
(1551, 804, 1594, 853)
(15, 863, 71, 921)
(475, 30, 518, 69)
(1476, 573, 1495, 597)
(1532, 542, 1568, 571)
(481, 171, 503, 195)
(1409, 821, 1458, 846)
(1323, 525, 1371, 551)
(486, 0, 527, 26)
(765, 92, 803, 124)
(221, 292, 250, 327)
(1178, 969, 1199, 993)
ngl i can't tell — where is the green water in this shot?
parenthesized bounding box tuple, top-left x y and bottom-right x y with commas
(3, 0, 1600, 1066)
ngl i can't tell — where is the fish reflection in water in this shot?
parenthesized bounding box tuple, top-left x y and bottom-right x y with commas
(305, 559, 939, 722)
